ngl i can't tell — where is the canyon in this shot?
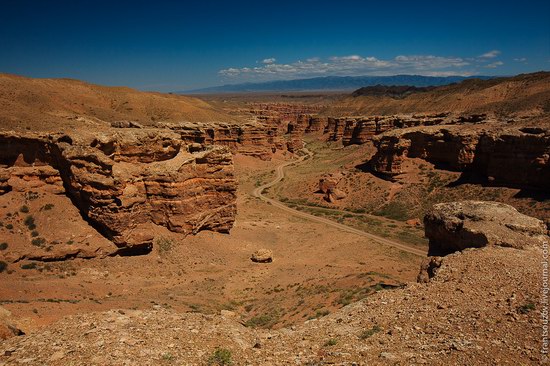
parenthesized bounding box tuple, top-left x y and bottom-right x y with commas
(0, 72, 548, 365)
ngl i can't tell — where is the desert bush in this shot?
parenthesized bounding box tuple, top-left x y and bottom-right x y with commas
(518, 302, 536, 314)
(155, 236, 173, 255)
(207, 348, 232, 365)
(24, 215, 36, 230)
(161, 353, 174, 361)
(0, 261, 7, 273)
(21, 262, 37, 270)
(324, 338, 338, 346)
(20, 205, 29, 213)
(244, 313, 278, 328)
(359, 325, 381, 339)
(42, 203, 54, 211)
(315, 309, 330, 318)
(0, 242, 8, 250)
(31, 237, 46, 247)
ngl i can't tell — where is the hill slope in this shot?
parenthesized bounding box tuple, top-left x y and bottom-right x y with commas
(0, 73, 236, 131)
(322, 72, 550, 117)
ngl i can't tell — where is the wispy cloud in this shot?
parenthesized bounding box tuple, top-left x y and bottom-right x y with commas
(479, 50, 501, 59)
(219, 52, 507, 82)
(514, 57, 527, 63)
(485, 61, 504, 68)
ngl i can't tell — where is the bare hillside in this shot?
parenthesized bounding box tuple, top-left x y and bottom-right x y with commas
(0, 74, 237, 131)
(322, 72, 550, 117)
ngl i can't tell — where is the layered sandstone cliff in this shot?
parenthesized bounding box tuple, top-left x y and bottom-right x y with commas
(0, 129, 237, 257)
(160, 121, 286, 160)
(369, 125, 550, 190)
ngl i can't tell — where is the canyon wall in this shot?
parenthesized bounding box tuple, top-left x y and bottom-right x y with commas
(369, 125, 550, 190)
(0, 129, 237, 254)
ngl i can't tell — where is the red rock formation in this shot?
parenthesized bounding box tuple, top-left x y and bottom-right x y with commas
(318, 173, 346, 203)
(369, 125, 550, 190)
(0, 130, 237, 254)
(286, 115, 310, 152)
(306, 116, 328, 133)
(162, 122, 285, 160)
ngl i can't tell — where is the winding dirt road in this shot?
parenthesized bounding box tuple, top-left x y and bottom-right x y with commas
(252, 148, 428, 257)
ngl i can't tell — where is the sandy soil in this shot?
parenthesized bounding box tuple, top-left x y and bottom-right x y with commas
(0, 152, 422, 333)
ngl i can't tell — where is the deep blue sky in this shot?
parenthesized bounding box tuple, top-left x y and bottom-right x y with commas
(0, 0, 548, 91)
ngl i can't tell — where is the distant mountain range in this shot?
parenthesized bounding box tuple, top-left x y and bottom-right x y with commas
(181, 75, 494, 94)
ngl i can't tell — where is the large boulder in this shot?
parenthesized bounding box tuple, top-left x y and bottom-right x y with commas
(424, 201, 548, 256)
(251, 249, 273, 263)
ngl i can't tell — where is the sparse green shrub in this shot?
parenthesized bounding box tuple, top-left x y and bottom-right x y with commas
(374, 202, 409, 221)
(162, 352, 174, 361)
(244, 313, 277, 328)
(155, 236, 173, 255)
(0, 242, 8, 250)
(42, 204, 54, 211)
(359, 325, 381, 339)
(20, 205, 29, 213)
(518, 302, 536, 314)
(315, 309, 330, 318)
(324, 338, 338, 346)
(24, 215, 36, 230)
(21, 262, 37, 270)
(5, 224, 13, 230)
(31, 237, 46, 247)
(31, 231, 39, 237)
(0, 261, 7, 273)
(336, 291, 354, 306)
(207, 348, 232, 365)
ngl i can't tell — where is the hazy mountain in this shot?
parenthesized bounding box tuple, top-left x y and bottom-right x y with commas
(181, 75, 494, 94)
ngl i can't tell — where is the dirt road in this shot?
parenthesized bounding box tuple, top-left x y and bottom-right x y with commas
(252, 148, 428, 257)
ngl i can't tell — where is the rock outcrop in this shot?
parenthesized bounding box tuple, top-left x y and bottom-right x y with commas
(369, 125, 550, 190)
(318, 173, 347, 202)
(0, 130, 237, 255)
(424, 200, 548, 256)
(162, 121, 286, 160)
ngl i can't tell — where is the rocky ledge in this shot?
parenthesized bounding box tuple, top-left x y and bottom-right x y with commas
(0, 129, 237, 259)
(423, 200, 548, 256)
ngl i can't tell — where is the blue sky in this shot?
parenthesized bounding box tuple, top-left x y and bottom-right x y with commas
(0, 0, 548, 91)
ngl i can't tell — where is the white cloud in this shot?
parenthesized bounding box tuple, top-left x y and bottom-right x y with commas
(479, 50, 501, 59)
(485, 61, 504, 68)
(514, 57, 527, 62)
(219, 54, 475, 81)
